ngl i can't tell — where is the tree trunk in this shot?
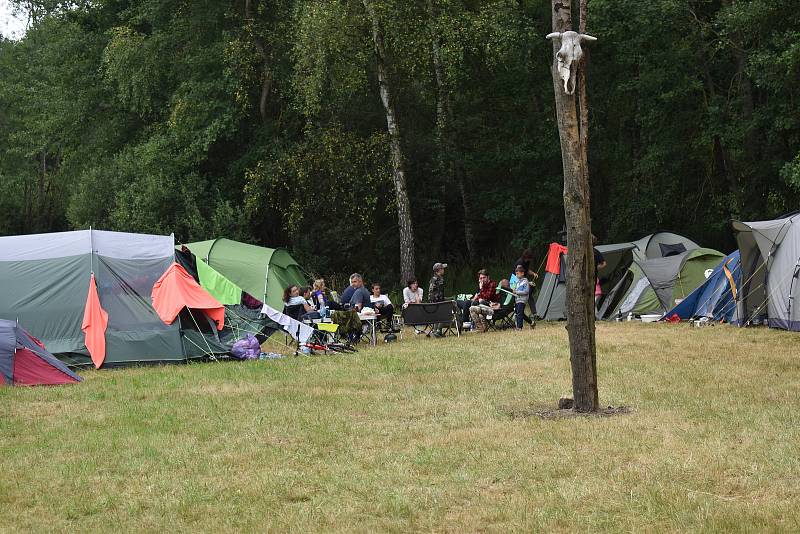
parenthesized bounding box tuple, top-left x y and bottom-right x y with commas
(428, 0, 476, 261)
(363, 0, 416, 284)
(245, 0, 273, 123)
(550, 0, 598, 412)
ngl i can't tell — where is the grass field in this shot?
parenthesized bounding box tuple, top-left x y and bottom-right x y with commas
(2, 322, 800, 532)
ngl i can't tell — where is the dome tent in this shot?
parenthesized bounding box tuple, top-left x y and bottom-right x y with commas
(600, 232, 726, 319)
(663, 250, 741, 322)
(732, 213, 800, 331)
(181, 238, 307, 310)
(535, 232, 726, 321)
(0, 320, 81, 386)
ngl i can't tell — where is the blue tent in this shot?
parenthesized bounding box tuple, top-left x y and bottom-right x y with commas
(664, 250, 741, 322)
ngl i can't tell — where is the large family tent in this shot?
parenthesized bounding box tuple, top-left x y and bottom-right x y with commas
(0, 230, 227, 367)
(181, 238, 307, 310)
(1, 320, 82, 386)
(663, 250, 741, 322)
(535, 242, 637, 320)
(600, 232, 725, 318)
(732, 214, 800, 331)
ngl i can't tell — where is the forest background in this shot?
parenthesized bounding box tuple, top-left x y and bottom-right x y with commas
(1, 0, 798, 289)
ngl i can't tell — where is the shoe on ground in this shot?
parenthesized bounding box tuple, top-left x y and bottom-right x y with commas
(432, 331, 444, 338)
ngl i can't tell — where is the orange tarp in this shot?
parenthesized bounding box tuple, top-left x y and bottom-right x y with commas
(151, 263, 225, 330)
(545, 243, 568, 274)
(82, 273, 109, 369)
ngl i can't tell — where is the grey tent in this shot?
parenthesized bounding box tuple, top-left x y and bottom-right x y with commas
(535, 242, 636, 320)
(601, 232, 725, 318)
(732, 213, 800, 330)
(536, 232, 726, 320)
(0, 230, 226, 367)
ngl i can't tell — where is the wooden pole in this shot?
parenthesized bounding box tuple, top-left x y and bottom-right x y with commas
(549, 0, 599, 412)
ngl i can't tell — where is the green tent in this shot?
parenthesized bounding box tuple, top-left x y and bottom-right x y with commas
(599, 233, 726, 318)
(182, 238, 306, 310)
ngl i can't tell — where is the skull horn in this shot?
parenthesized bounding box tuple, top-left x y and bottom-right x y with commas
(581, 34, 598, 42)
(545, 32, 561, 40)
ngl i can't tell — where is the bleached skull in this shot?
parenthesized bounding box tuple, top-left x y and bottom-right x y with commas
(546, 30, 597, 95)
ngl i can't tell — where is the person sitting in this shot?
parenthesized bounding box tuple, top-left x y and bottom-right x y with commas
(346, 273, 373, 312)
(311, 278, 333, 315)
(402, 278, 423, 307)
(339, 274, 359, 307)
(300, 286, 322, 321)
(283, 284, 315, 320)
(457, 268, 498, 327)
(369, 282, 396, 331)
(469, 279, 511, 333)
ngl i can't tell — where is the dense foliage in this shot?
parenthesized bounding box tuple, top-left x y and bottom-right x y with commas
(1, 0, 798, 286)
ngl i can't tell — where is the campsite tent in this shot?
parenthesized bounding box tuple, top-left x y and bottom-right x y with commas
(1, 319, 82, 385)
(0, 230, 226, 367)
(732, 214, 800, 331)
(601, 232, 725, 318)
(535, 242, 636, 320)
(663, 250, 741, 322)
(536, 232, 726, 320)
(181, 238, 306, 310)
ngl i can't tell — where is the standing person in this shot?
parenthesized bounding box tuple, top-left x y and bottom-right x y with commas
(370, 282, 396, 331)
(428, 263, 446, 303)
(428, 262, 447, 338)
(593, 236, 607, 307)
(402, 278, 423, 307)
(512, 265, 533, 329)
(514, 249, 537, 279)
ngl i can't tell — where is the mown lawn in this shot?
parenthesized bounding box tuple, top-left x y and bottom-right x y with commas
(2, 322, 800, 532)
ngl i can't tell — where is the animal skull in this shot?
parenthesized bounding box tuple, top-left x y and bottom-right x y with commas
(546, 31, 597, 95)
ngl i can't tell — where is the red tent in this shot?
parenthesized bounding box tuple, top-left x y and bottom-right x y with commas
(0, 320, 82, 386)
(151, 263, 225, 330)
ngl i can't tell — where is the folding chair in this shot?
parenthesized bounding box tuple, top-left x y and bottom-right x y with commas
(401, 301, 461, 337)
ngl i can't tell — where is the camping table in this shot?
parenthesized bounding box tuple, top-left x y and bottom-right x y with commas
(358, 312, 377, 346)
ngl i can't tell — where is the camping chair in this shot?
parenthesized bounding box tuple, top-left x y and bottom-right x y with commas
(304, 321, 357, 354)
(486, 290, 514, 330)
(401, 301, 461, 337)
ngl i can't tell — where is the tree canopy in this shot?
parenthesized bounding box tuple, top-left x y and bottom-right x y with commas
(1, 0, 798, 286)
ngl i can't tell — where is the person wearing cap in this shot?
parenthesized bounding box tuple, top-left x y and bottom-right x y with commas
(429, 263, 447, 303)
(428, 263, 447, 338)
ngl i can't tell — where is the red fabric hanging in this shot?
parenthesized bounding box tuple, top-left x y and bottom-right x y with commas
(545, 243, 569, 274)
(81, 273, 108, 369)
(151, 263, 225, 330)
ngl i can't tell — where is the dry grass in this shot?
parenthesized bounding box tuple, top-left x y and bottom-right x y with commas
(2, 322, 800, 532)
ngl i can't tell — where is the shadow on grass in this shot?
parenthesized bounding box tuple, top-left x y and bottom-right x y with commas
(501, 403, 633, 420)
